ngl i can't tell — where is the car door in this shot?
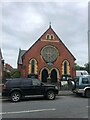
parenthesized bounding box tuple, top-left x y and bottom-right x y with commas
(20, 79, 33, 96)
(31, 79, 45, 95)
(80, 77, 89, 89)
(79, 76, 89, 89)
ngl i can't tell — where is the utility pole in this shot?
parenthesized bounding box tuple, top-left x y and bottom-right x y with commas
(88, 30, 90, 74)
(88, 2, 90, 75)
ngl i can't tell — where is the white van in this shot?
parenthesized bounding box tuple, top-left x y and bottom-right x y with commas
(76, 70, 88, 76)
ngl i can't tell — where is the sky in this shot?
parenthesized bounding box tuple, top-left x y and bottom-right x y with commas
(0, 0, 89, 68)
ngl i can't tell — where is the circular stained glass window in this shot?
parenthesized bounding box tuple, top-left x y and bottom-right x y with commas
(41, 45, 59, 63)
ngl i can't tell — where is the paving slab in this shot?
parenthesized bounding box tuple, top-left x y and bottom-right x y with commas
(59, 90, 73, 96)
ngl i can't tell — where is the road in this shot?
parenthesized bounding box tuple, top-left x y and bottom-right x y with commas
(0, 94, 89, 119)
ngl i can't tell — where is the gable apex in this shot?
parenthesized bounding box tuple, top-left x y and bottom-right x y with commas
(49, 21, 51, 28)
(22, 25, 76, 60)
(22, 26, 56, 57)
(40, 26, 76, 60)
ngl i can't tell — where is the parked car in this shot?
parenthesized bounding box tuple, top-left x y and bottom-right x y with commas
(69, 75, 90, 98)
(76, 70, 88, 76)
(2, 78, 59, 102)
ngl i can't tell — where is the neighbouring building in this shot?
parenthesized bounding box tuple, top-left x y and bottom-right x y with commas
(0, 48, 4, 84)
(4, 63, 13, 73)
(17, 25, 76, 83)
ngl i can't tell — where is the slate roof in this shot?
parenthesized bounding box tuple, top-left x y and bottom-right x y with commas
(17, 49, 26, 64)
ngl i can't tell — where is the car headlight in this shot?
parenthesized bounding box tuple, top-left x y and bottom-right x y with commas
(55, 86, 58, 89)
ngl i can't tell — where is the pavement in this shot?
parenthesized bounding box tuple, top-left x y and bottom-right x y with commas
(0, 93, 2, 99)
(58, 90, 73, 96)
(0, 90, 73, 99)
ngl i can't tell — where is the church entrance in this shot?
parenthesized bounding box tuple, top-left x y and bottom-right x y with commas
(50, 69, 57, 83)
(41, 69, 48, 82)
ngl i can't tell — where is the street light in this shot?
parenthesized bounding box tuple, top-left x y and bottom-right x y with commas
(88, 2, 90, 75)
(88, 30, 90, 74)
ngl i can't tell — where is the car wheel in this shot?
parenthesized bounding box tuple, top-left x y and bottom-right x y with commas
(85, 90, 90, 98)
(46, 90, 55, 100)
(11, 91, 21, 102)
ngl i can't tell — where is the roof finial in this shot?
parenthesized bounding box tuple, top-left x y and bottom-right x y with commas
(49, 21, 51, 28)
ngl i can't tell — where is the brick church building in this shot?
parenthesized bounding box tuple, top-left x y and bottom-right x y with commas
(17, 25, 76, 83)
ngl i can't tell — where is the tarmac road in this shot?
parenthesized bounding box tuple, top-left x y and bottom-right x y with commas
(1, 93, 89, 119)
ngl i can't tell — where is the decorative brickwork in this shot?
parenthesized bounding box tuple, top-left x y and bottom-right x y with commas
(17, 26, 76, 82)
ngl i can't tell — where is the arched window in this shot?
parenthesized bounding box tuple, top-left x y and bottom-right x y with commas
(62, 60, 70, 75)
(64, 61, 67, 74)
(31, 60, 35, 73)
(29, 59, 37, 74)
(46, 34, 54, 40)
(51, 34, 54, 40)
(41, 69, 48, 82)
(50, 69, 57, 83)
(46, 34, 50, 40)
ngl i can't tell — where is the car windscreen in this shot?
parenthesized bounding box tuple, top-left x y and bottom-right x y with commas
(73, 77, 79, 85)
(31, 79, 41, 86)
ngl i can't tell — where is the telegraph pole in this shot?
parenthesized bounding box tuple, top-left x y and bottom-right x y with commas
(88, 2, 90, 75)
(88, 30, 90, 74)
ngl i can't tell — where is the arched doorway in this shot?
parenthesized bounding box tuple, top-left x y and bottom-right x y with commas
(41, 69, 48, 82)
(50, 69, 57, 83)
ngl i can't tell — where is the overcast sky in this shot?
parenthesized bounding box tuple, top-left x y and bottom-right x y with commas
(0, 0, 89, 68)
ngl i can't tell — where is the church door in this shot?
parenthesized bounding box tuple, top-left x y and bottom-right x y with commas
(50, 69, 57, 83)
(41, 69, 48, 82)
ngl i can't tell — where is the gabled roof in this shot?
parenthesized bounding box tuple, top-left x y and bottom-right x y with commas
(17, 49, 26, 64)
(49, 26, 76, 60)
(22, 26, 52, 57)
(22, 25, 76, 60)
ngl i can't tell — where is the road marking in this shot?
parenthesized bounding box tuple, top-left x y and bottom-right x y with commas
(0, 108, 56, 115)
(86, 106, 90, 108)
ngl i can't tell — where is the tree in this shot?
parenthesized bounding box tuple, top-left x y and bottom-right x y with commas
(75, 63, 89, 73)
(10, 69, 21, 78)
(84, 63, 89, 73)
(74, 63, 80, 70)
(2, 71, 11, 83)
(2, 69, 21, 83)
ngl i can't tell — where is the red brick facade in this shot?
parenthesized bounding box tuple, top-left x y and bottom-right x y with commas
(17, 26, 76, 82)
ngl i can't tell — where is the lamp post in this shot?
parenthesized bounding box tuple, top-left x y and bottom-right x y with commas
(88, 30, 90, 75)
(88, 2, 90, 75)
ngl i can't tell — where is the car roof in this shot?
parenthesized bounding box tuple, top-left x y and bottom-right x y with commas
(6, 78, 32, 82)
(80, 75, 90, 77)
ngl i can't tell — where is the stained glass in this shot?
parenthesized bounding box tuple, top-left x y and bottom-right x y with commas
(41, 45, 59, 63)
